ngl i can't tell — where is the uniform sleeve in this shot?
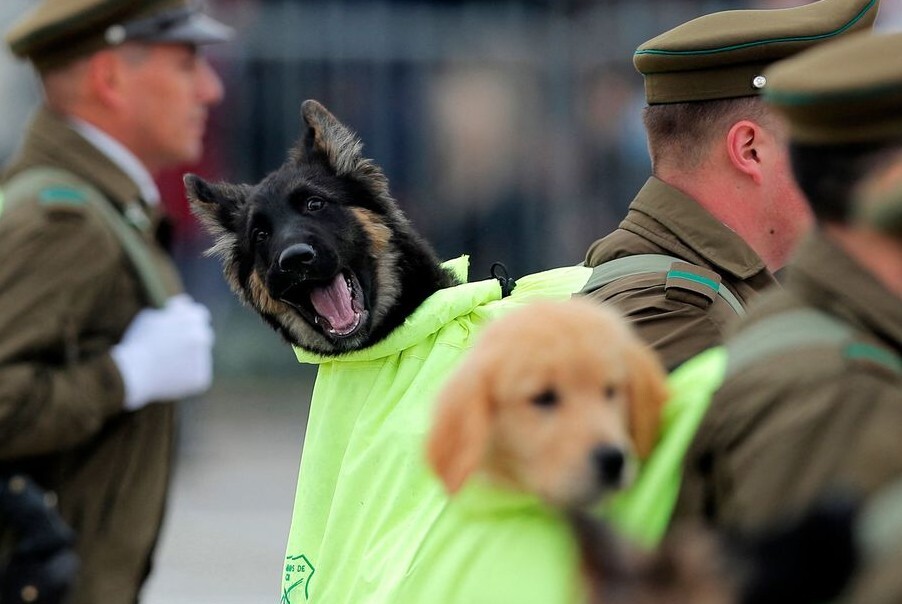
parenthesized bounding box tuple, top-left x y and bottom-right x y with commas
(584, 282, 736, 371)
(672, 393, 722, 526)
(677, 363, 902, 533)
(0, 202, 127, 458)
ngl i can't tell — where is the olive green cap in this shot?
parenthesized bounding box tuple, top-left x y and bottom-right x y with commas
(634, 0, 879, 105)
(763, 31, 902, 146)
(6, 0, 233, 72)
(853, 152, 902, 236)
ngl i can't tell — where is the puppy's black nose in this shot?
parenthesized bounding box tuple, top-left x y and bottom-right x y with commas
(279, 243, 317, 272)
(593, 446, 625, 487)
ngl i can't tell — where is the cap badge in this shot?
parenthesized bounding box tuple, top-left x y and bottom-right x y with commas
(105, 24, 127, 45)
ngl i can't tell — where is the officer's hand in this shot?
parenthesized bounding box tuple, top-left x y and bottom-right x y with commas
(111, 294, 215, 411)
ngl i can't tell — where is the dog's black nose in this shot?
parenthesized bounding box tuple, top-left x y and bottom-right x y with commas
(593, 446, 625, 487)
(279, 243, 317, 272)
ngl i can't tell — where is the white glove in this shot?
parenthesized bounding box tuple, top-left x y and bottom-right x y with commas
(111, 294, 215, 411)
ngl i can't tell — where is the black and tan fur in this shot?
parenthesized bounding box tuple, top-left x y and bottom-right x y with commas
(185, 99, 458, 355)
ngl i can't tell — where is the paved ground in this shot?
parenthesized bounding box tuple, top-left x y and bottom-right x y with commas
(143, 375, 314, 604)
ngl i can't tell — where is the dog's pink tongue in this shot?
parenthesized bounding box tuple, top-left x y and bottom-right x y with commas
(310, 273, 356, 332)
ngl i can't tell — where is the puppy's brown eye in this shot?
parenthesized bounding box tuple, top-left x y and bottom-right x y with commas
(306, 196, 325, 212)
(532, 389, 558, 408)
(253, 229, 269, 244)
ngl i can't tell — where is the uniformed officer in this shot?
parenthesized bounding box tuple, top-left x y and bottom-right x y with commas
(678, 30, 902, 536)
(582, 0, 879, 371)
(0, 1, 231, 602)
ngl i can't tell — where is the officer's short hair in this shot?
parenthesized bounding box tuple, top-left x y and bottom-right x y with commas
(643, 97, 771, 172)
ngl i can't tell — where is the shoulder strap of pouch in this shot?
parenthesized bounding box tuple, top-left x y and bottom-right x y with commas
(581, 253, 746, 317)
(2, 167, 169, 308)
(725, 307, 902, 378)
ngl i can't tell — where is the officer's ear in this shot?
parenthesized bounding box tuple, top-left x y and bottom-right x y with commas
(84, 49, 127, 110)
(184, 173, 250, 236)
(84, 46, 154, 111)
(726, 120, 766, 185)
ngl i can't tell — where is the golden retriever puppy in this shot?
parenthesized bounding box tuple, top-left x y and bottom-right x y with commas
(426, 297, 668, 509)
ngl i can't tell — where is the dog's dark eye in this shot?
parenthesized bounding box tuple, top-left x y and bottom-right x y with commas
(603, 384, 619, 401)
(253, 228, 269, 244)
(306, 196, 325, 212)
(532, 389, 558, 408)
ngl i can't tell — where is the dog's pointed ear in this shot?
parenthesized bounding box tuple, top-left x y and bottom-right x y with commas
(293, 99, 361, 173)
(625, 340, 669, 460)
(184, 173, 250, 235)
(426, 357, 494, 495)
(292, 99, 391, 199)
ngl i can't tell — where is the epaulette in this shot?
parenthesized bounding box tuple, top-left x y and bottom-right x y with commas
(843, 342, 902, 377)
(726, 307, 900, 379)
(1, 167, 170, 308)
(1, 176, 91, 219)
(37, 185, 88, 207)
(582, 253, 746, 317)
(664, 261, 722, 308)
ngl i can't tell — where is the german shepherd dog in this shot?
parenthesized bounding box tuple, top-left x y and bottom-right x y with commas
(185, 100, 459, 355)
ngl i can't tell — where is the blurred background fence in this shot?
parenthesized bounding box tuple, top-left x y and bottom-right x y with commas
(3, 0, 900, 375)
(2, 1, 900, 601)
(0, 0, 783, 377)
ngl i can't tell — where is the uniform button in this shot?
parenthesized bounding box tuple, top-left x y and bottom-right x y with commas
(752, 75, 767, 89)
(8, 475, 26, 494)
(21, 584, 39, 602)
(44, 490, 58, 508)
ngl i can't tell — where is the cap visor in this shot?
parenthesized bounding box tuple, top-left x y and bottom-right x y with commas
(141, 13, 233, 45)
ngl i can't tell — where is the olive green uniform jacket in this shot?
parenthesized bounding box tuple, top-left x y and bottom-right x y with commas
(584, 177, 777, 370)
(676, 232, 902, 533)
(0, 108, 182, 604)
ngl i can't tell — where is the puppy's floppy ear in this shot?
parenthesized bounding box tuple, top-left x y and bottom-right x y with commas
(294, 99, 391, 200)
(426, 356, 494, 495)
(624, 339, 669, 460)
(184, 173, 249, 236)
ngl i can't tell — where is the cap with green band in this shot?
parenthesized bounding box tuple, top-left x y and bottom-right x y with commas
(634, 0, 879, 105)
(6, 0, 233, 72)
(763, 30, 902, 145)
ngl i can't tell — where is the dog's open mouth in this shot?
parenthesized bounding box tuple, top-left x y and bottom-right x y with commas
(310, 271, 365, 336)
(281, 271, 367, 338)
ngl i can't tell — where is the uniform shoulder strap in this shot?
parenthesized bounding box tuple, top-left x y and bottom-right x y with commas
(581, 253, 746, 317)
(726, 307, 901, 378)
(2, 167, 169, 308)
